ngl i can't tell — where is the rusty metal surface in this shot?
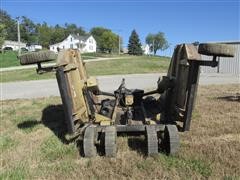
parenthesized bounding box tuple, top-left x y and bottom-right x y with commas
(198, 43, 235, 57)
(184, 44, 201, 60)
(19, 50, 57, 65)
(15, 45, 236, 156)
(56, 50, 89, 124)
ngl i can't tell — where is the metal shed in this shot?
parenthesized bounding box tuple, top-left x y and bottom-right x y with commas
(200, 41, 240, 75)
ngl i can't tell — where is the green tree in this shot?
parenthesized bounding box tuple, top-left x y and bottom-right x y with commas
(0, 10, 17, 41)
(20, 16, 38, 45)
(1, 10, 124, 51)
(128, 30, 142, 55)
(0, 24, 7, 49)
(51, 24, 66, 44)
(90, 27, 119, 53)
(37, 22, 53, 48)
(99, 31, 118, 53)
(64, 23, 85, 37)
(146, 32, 169, 55)
(90, 27, 111, 52)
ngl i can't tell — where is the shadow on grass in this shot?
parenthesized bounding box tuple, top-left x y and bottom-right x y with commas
(17, 120, 41, 129)
(216, 94, 240, 102)
(41, 105, 69, 144)
(76, 140, 85, 157)
(17, 104, 70, 144)
(128, 136, 147, 155)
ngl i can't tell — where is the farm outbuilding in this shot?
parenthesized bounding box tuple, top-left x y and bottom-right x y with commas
(200, 41, 240, 75)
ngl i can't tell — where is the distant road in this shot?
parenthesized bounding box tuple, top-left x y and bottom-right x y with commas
(1, 73, 239, 100)
(0, 56, 129, 72)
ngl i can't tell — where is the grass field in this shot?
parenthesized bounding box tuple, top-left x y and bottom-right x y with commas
(0, 51, 20, 68)
(0, 84, 239, 179)
(86, 56, 169, 76)
(0, 56, 170, 83)
(82, 52, 126, 58)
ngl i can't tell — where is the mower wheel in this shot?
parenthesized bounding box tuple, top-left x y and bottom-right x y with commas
(19, 50, 57, 65)
(104, 126, 117, 157)
(146, 126, 159, 155)
(83, 126, 97, 157)
(161, 125, 179, 155)
(198, 43, 234, 57)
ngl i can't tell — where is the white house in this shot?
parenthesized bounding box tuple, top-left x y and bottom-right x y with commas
(2, 40, 26, 50)
(27, 44, 42, 52)
(49, 34, 97, 53)
(142, 44, 150, 55)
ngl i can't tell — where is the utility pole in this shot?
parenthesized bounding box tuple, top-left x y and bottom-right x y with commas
(17, 18, 21, 56)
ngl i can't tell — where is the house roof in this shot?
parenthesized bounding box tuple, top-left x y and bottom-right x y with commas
(70, 34, 91, 41)
(49, 34, 93, 47)
(49, 42, 61, 47)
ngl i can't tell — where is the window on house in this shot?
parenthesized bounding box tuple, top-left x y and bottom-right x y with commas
(52, 47, 54, 49)
(89, 39, 93, 43)
(70, 44, 73, 49)
(63, 45, 65, 49)
(71, 38, 72, 42)
(89, 45, 93, 50)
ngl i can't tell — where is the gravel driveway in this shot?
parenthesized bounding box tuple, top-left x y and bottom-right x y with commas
(1, 73, 239, 100)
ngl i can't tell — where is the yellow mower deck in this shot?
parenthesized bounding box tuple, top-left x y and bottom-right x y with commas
(19, 43, 235, 157)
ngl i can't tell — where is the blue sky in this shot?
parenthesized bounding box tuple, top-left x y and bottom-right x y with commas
(1, 0, 239, 55)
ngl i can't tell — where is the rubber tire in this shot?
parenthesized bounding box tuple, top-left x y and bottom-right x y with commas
(198, 43, 234, 57)
(146, 126, 159, 156)
(162, 125, 179, 155)
(83, 126, 97, 157)
(19, 50, 57, 65)
(104, 126, 117, 157)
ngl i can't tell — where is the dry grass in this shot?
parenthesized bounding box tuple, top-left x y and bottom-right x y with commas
(0, 84, 239, 179)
